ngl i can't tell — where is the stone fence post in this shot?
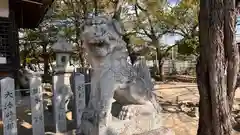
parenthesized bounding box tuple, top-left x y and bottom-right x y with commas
(1, 77, 18, 135)
(72, 72, 85, 134)
(29, 74, 44, 135)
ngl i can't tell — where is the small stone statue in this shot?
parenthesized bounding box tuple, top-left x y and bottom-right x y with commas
(17, 67, 73, 112)
(81, 16, 174, 135)
(17, 67, 36, 96)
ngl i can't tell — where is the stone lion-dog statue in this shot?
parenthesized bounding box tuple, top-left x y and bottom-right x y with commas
(80, 16, 174, 135)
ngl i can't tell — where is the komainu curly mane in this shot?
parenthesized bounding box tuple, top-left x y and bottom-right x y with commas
(82, 16, 161, 120)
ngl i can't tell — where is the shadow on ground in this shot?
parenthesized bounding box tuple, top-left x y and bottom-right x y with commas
(0, 104, 76, 135)
(234, 123, 240, 132)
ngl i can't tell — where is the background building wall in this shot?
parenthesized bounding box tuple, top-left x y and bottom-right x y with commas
(0, 0, 9, 17)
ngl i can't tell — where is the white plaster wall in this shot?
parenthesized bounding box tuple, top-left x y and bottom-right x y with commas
(0, 0, 9, 17)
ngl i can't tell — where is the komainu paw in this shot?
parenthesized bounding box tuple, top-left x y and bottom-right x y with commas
(118, 105, 136, 120)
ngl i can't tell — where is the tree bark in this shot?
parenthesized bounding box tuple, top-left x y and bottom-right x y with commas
(156, 48, 164, 81)
(158, 61, 164, 81)
(23, 43, 27, 68)
(224, 0, 239, 113)
(76, 25, 85, 68)
(123, 35, 137, 65)
(112, 0, 124, 20)
(43, 44, 50, 83)
(197, 0, 238, 135)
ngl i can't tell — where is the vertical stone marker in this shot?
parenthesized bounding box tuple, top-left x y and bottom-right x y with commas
(53, 75, 68, 133)
(1, 77, 17, 135)
(52, 32, 74, 133)
(73, 72, 85, 133)
(30, 75, 45, 135)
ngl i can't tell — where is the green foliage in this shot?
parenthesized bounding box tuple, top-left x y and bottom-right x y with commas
(123, 0, 199, 62)
(168, 0, 199, 58)
(19, 0, 199, 70)
(176, 37, 199, 56)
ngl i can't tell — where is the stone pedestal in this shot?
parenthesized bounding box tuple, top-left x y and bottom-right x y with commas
(80, 114, 173, 135)
(80, 103, 174, 135)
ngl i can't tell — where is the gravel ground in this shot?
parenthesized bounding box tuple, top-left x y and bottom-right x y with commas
(0, 82, 239, 135)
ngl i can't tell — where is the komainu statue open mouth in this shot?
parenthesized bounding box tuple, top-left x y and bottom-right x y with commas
(80, 16, 174, 135)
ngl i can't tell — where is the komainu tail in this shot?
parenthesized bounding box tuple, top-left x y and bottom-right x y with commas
(133, 57, 162, 113)
(133, 57, 154, 91)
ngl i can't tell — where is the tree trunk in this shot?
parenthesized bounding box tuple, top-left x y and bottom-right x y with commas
(156, 48, 164, 81)
(75, 17, 85, 68)
(159, 61, 164, 81)
(197, 0, 238, 135)
(112, 0, 124, 20)
(224, 0, 239, 113)
(43, 44, 50, 83)
(79, 47, 85, 67)
(196, 58, 213, 135)
(23, 43, 27, 68)
(123, 35, 137, 65)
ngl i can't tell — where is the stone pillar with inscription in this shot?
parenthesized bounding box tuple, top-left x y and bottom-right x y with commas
(71, 72, 85, 134)
(29, 74, 44, 135)
(52, 35, 74, 133)
(1, 77, 18, 135)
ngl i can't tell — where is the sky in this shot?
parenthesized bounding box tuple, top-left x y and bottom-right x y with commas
(237, 15, 240, 34)
(164, 0, 240, 44)
(236, 15, 240, 42)
(168, 0, 180, 6)
(159, 0, 182, 45)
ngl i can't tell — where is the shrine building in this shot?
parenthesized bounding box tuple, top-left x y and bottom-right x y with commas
(0, 0, 54, 79)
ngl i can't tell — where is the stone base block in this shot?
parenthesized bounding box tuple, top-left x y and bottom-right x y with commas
(80, 114, 174, 135)
(132, 128, 175, 135)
